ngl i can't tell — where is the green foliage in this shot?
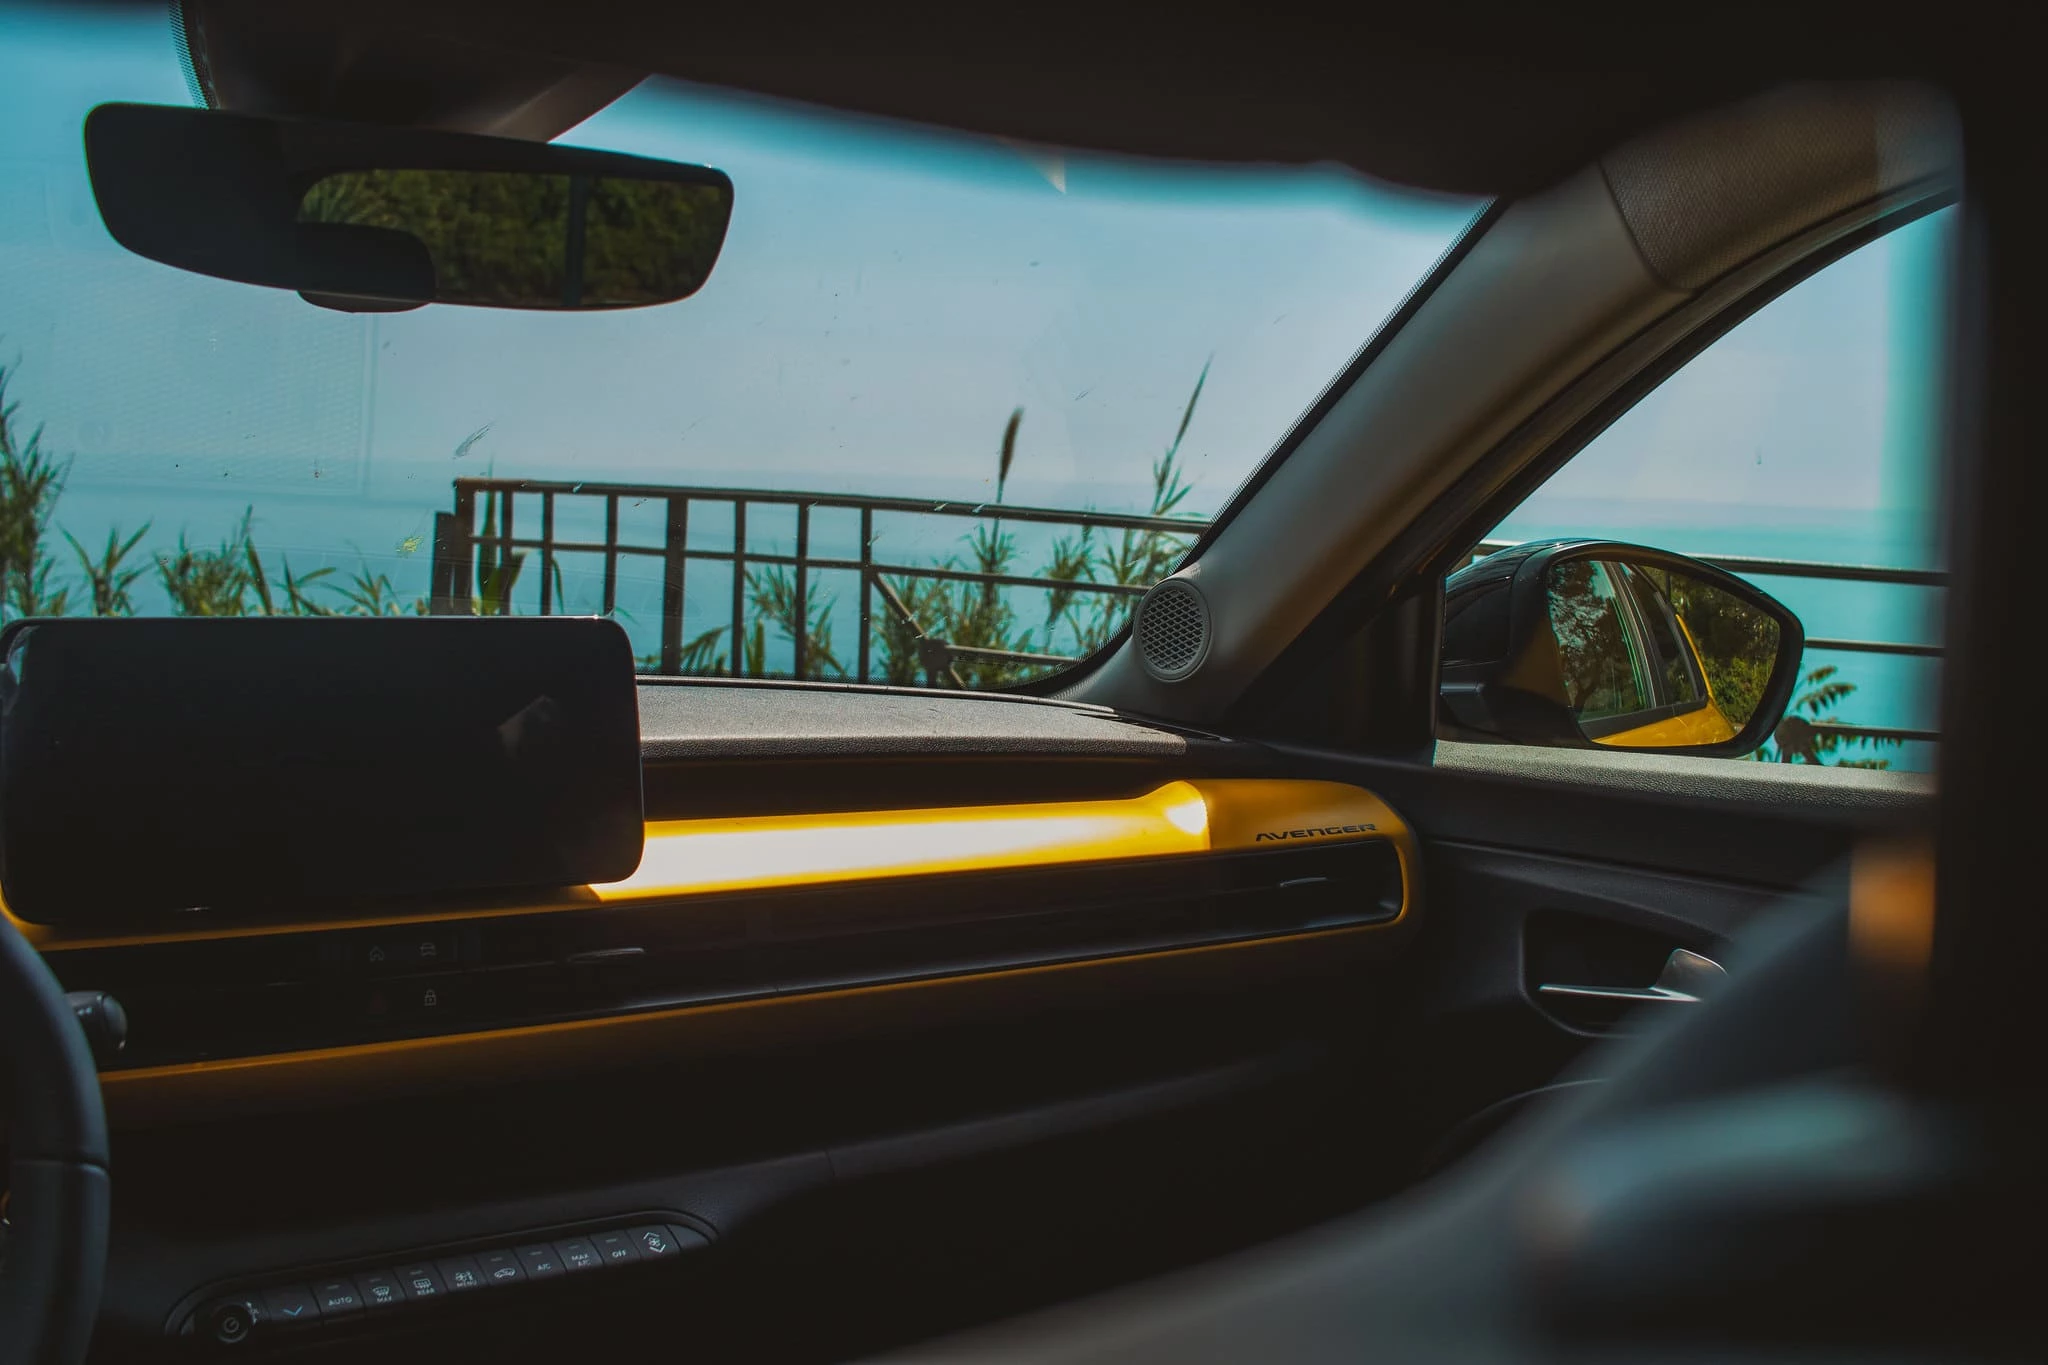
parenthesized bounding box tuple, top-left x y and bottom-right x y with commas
(0, 363, 71, 620)
(65, 523, 150, 617)
(1656, 569, 1782, 727)
(745, 564, 846, 679)
(1758, 664, 1902, 769)
(474, 489, 525, 615)
(675, 623, 729, 674)
(157, 508, 260, 616)
(873, 574, 951, 686)
(278, 560, 339, 616)
(742, 618, 766, 677)
(333, 566, 424, 617)
(867, 360, 1209, 685)
(298, 170, 729, 308)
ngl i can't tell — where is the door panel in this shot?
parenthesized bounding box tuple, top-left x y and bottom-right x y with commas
(1248, 737, 1922, 1182)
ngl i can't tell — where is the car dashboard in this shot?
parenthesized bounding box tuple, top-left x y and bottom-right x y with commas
(10, 681, 1421, 1361)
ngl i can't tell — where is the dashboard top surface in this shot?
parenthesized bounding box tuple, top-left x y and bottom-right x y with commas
(635, 679, 1194, 759)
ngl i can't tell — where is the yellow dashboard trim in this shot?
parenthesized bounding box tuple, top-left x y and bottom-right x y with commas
(12, 778, 1414, 951)
(1, 775, 1416, 1124)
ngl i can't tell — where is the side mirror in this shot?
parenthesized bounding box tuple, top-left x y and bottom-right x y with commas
(1440, 540, 1804, 758)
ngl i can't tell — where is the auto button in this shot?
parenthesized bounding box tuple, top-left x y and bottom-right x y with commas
(312, 1279, 362, 1317)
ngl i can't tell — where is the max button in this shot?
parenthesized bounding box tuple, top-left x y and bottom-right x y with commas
(354, 1270, 405, 1311)
(553, 1238, 603, 1273)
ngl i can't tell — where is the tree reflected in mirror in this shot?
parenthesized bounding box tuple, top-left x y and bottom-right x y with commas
(1548, 556, 1784, 749)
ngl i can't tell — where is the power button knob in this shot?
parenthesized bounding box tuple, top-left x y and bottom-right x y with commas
(203, 1298, 258, 1346)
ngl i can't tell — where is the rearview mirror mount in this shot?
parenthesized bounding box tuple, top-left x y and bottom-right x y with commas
(84, 102, 734, 312)
(1440, 540, 1805, 758)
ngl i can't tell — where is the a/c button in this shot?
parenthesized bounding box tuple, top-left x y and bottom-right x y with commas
(516, 1244, 565, 1280)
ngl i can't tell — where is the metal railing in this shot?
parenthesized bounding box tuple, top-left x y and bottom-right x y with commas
(429, 478, 1200, 685)
(426, 485, 1944, 748)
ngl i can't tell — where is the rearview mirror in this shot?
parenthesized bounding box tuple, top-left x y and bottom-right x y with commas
(1440, 540, 1804, 757)
(84, 103, 734, 312)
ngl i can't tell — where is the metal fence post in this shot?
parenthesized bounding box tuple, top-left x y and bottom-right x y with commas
(793, 502, 810, 680)
(447, 485, 476, 615)
(428, 512, 456, 614)
(601, 495, 619, 617)
(731, 500, 747, 677)
(858, 506, 873, 684)
(660, 496, 688, 674)
(539, 492, 555, 615)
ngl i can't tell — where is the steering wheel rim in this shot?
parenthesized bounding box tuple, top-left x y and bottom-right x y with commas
(1, 914, 109, 1365)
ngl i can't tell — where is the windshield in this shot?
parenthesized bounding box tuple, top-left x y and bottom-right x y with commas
(0, 3, 1481, 687)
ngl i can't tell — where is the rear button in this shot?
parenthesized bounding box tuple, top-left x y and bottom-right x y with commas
(393, 1263, 446, 1302)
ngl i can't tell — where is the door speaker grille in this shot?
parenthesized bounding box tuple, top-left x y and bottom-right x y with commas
(1134, 578, 1210, 682)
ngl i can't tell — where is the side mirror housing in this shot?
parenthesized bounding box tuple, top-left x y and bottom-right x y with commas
(1441, 540, 1804, 758)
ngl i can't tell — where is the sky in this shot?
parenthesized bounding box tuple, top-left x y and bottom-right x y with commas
(0, 3, 1954, 764)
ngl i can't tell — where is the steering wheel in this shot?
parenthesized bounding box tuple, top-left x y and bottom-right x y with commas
(1, 916, 109, 1365)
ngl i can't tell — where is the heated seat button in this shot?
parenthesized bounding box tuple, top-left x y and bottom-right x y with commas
(591, 1231, 642, 1266)
(261, 1285, 321, 1328)
(393, 1263, 446, 1302)
(476, 1250, 526, 1287)
(355, 1271, 405, 1311)
(312, 1280, 362, 1317)
(516, 1244, 566, 1280)
(436, 1256, 486, 1292)
(553, 1238, 603, 1273)
(628, 1226, 683, 1260)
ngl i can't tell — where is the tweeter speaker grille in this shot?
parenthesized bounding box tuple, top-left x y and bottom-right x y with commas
(1134, 578, 1211, 683)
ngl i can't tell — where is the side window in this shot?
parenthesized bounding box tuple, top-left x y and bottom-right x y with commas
(1477, 206, 1955, 772)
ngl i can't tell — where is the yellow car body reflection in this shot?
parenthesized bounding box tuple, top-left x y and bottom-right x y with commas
(1592, 615, 1736, 747)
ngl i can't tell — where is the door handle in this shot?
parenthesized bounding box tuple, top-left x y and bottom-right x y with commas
(1538, 948, 1725, 1005)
